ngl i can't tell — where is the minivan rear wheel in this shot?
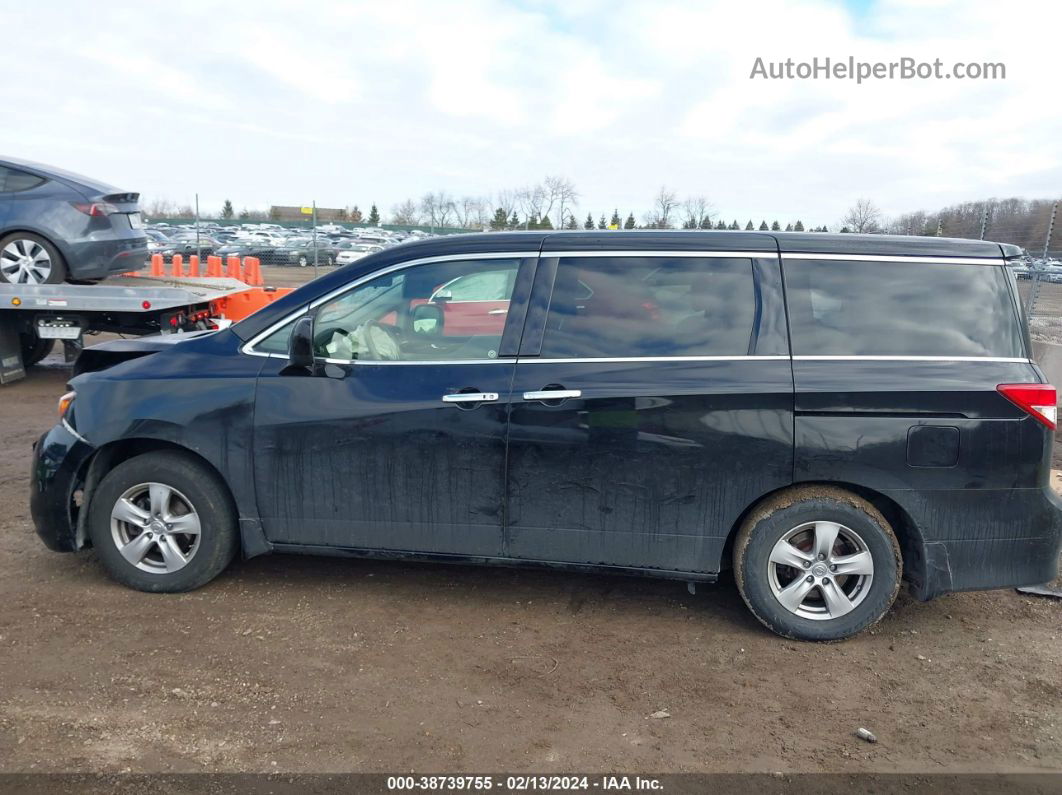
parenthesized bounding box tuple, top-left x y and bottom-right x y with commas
(733, 487, 901, 641)
(0, 233, 66, 284)
(87, 451, 238, 592)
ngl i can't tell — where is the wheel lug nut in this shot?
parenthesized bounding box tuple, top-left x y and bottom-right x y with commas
(802, 561, 811, 569)
(822, 578, 830, 585)
(818, 553, 826, 560)
(830, 564, 837, 572)
(805, 575, 814, 583)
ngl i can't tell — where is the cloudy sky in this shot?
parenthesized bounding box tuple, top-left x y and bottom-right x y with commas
(2, 0, 1058, 227)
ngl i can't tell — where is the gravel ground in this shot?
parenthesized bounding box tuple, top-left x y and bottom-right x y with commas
(0, 266, 1058, 774)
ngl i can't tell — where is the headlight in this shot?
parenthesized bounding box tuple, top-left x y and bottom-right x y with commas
(58, 390, 76, 419)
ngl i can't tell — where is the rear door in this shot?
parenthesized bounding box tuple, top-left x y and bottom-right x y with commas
(504, 248, 794, 575)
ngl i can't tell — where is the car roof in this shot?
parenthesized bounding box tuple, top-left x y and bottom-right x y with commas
(0, 156, 124, 195)
(329, 229, 1014, 259)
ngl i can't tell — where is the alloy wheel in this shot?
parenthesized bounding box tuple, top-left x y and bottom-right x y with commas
(110, 482, 202, 574)
(767, 521, 875, 620)
(1, 239, 52, 284)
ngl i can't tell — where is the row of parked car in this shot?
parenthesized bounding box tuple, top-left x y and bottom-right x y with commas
(145, 222, 431, 268)
(1009, 256, 1062, 282)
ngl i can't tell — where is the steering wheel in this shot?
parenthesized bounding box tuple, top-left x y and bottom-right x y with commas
(363, 321, 402, 360)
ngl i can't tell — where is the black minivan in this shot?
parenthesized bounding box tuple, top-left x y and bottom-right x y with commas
(30, 231, 1062, 640)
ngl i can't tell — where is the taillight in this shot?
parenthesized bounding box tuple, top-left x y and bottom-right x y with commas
(71, 201, 119, 216)
(997, 383, 1057, 430)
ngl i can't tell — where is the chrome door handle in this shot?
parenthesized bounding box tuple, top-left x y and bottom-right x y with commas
(523, 389, 582, 401)
(442, 392, 499, 403)
(487, 308, 508, 315)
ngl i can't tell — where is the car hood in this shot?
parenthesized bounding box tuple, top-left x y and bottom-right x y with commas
(73, 330, 220, 377)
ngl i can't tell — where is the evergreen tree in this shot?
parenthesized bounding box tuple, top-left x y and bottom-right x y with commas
(526, 212, 540, 230)
(784, 223, 793, 231)
(598, 214, 607, 229)
(745, 220, 755, 230)
(490, 207, 509, 230)
(584, 212, 595, 230)
(610, 209, 621, 228)
(758, 220, 769, 231)
(624, 213, 636, 229)
(840, 226, 851, 233)
(509, 211, 520, 228)
(699, 216, 713, 229)
(221, 199, 234, 219)
(794, 220, 805, 231)
(771, 220, 781, 231)
(538, 214, 554, 230)
(565, 214, 578, 230)
(716, 219, 727, 230)
(367, 204, 380, 225)
(729, 220, 739, 230)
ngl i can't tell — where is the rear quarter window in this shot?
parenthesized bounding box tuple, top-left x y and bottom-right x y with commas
(784, 259, 1025, 358)
(0, 167, 47, 193)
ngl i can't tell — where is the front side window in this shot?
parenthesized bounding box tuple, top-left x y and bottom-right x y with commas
(254, 258, 521, 361)
(539, 257, 757, 358)
(784, 259, 1025, 358)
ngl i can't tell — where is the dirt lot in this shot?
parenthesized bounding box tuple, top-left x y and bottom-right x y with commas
(0, 266, 1059, 774)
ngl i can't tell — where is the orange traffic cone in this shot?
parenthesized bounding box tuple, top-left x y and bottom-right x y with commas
(188, 255, 200, 278)
(171, 254, 183, 278)
(245, 256, 263, 286)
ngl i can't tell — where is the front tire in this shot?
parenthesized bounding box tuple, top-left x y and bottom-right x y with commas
(733, 487, 901, 641)
(0, 233, 67, 284)
(87, 451, 238, 592)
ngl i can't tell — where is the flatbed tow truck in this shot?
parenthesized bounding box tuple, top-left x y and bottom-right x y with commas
(0, 274, 291, 384)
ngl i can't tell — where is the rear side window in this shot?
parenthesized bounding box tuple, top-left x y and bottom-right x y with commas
(784, 259, 1024, 358)
(0, 166, 46, 193)
(540, 257, 757, 358)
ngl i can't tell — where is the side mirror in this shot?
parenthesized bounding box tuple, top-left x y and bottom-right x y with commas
(288, 315, 314, 368)
(411, 303, 444, 336)
(432, 289, 453, 302)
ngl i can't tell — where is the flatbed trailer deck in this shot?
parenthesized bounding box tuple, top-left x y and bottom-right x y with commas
(0, 275, 255, 384)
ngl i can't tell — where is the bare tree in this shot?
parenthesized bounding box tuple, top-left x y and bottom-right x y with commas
(681, 196, 714, 229)
(390, 199, 421, 226)
(644, 186, 679, 229)
(455, 196, 487, 229)
(493, 189, 519, 221)
(420, 191, 456, 229)
(542, 175, 579, 228)
(517, 184, 547, 226)
(842, 198, 884, 233)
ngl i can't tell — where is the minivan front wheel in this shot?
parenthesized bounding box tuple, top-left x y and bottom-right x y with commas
(733, 487, 901, 641)
(87, 451, 238, 592)
(0, 233, 66, 284)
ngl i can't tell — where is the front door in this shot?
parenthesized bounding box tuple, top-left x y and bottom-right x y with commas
(505, 252, 794, 575)
(251, 254, 535, 556)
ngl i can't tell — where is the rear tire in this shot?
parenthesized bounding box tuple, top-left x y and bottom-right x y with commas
(87, 451, 238, 592)
(19, 334, 55, 367)
(0, 233, 67, 284)
(733, 486, 902, 641)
